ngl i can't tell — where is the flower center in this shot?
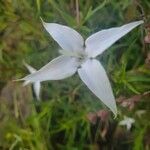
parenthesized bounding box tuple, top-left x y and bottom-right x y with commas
(59, 49, 88, 64)
(76, 51, 88, 64)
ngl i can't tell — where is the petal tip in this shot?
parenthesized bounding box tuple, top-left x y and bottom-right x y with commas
(40, 17, 47, 28)
(113, 110, 118, 119)
(110, 104, 118, 118)
(40, 17, 44, 24)
(13, 78, 24, 82)
(137, 20, 144, 25)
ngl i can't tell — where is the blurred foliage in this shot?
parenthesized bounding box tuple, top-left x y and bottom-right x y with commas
(0, 0, 150, 149)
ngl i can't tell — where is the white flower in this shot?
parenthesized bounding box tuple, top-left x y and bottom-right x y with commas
(23, 62, 41, 101)
(119, 116, 135, 130)
(19, 20, 143, 116)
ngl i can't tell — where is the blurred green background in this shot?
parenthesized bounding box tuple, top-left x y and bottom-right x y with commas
(0, 0, 150, 149)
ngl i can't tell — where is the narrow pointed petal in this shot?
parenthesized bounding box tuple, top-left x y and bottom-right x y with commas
(42, 20, 84, 52)
(78, 59, 117, 116)
(33, 82, 41, 101)
(24, 62, 36, 73)
(85, 20, 144, 58)
(22, 55, 79, 82)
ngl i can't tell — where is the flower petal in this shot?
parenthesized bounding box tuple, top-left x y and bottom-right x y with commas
(24, 62, 36, 73)
(22, 55, 79, 82)
(85, 20, 143, 58)
(22, 62, 41, 100)
(78, 59, 117, 116)
(119, 116, 135, 130)
(33, 82, 41, 101)
(42, 20, 84, 52)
